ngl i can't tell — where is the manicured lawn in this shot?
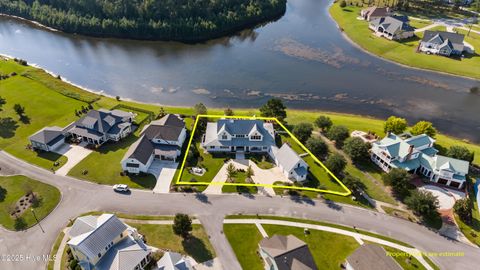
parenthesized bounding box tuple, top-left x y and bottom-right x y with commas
(263, 224, 360, 269)
(408, 19, 433, 29)
(225, 215, 415, 248)
(329, 3, 480, 79)
(454, 178, 480, 247)
(130, 223, 215, 263)
(67, 135, 157, 189)
(0, 175, 61, 230)
(222, 171, 258, 194)
(246, 153, 275, 169)
(0, 60, 85, 170)
(223, 224, 265, 270)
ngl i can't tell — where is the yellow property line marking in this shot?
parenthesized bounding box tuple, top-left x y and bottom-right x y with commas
(176, 114, 351, 196)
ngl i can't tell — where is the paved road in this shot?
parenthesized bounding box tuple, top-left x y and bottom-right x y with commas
(0, 151, 479, 270)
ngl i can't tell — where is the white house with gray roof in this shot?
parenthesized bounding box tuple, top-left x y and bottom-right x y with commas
(66, 109, 134, 145)
(369, 16, 415, 40)
(29, 126, 66, 152)
(67, 214, 151, 270)
(121, 114, 186, 174)
(419, 31, 465, 56)
(202, 119, 276, 153)
(157, 252, 193, 270)
(259, 234, 317, 270)
(371, 133, 469, 189)
(273, 144, 309, 182)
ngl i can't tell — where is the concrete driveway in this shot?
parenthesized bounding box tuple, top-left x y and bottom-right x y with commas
(54, 142, 92, 176)
(419, 185, 462, 210)
(149, 160, 179, 193)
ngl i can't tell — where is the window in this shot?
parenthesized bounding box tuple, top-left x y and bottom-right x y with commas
(126, 163, 139, 168)
(210, 146, 215, 149)
(236, 134, 246, 138)
(222, 135, 228, 140)
(250, 135, 261, 140)
(98, 253, 101, 258)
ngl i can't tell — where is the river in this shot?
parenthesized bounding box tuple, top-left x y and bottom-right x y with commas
(0, 0, 479, 142)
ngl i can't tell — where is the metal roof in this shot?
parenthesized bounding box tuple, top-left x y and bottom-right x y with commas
(157, 252, 192, 270)
(276, 144, 305, 173)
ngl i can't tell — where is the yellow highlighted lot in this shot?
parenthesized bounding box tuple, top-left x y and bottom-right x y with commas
(176, 115, 351, 196)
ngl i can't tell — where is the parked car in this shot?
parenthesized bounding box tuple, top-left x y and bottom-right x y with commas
(113, 184, 129, 192)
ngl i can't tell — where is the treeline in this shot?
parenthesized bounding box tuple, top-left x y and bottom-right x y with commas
(0, 0, 287, 41)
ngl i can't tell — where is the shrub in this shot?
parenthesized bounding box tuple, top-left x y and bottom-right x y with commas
(340, 0, 347, 8)
(314, 115, 332, 132)
(454, 198, 472, 224)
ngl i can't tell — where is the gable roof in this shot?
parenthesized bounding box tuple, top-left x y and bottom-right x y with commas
(29, 126, 65, 146)
(151, 114, 185, 128)
(203, 119, 275, 147)
(69, 215, 98, 238)
(144, 125, 184, 141)
(275, 144, 306, 173)
(362, 6, 389, 18)
(404, 134, 435, 148)
(422, 31, 465, 51)
(123, 135, 155, 165)
(347, 244, 402, 270)
(95, 236, 151, 270)
(259, 235, 317, 270)
(370, 16, 414, 33)
(73, 109, 132, 136)
(157, 252, 192, 270)
(68, 214, 127, 260)
(435, 155, 469, 174)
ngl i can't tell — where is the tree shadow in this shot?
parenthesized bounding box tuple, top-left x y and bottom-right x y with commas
(194, 193, 211, 204)
(325, 199, 343, 211)
(128, 173, 157, 189)
(181, 236, 214, 263)
(19, 115, 30, 124)
(0, 117, 19, 138)
(0, 185, 6, 202)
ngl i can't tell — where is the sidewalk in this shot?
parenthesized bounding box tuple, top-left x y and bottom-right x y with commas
(224, 218, 435, 270)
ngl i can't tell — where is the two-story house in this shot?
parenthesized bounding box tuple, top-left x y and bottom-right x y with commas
(67, 109, 134, 145)
(121, 114, 186, 174)
(273, 144, 309, 182)
(371, 133, 469, 189)
(202, 119, 276, 153)
(368, 16, 415, 40)
(67, 214, 151, 270)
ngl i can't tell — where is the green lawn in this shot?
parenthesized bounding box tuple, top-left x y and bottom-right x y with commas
(454, 178, 480, 247)
(246, 153, 275, 169)
(223, 224, 265, 270)
(0, 60, 85, 170)
(263, 224, 359, 269)
(67, 135, 157, 189)
(383, 245, 428, 270)
(130, 223, 215, 263)
(329, 3, 480, 79)
(222, 171, 258, 194)
(408, 19, 433, 29)
(0, 175, 61, 230)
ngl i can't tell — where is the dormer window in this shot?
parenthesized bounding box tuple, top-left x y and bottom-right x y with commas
(222, 134, 228, 140)
(250, 135, 262, 140)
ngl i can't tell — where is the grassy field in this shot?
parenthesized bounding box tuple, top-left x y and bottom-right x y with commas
(408, 18, 433, 29)
(0, 175, 60, 230)
(329, 3, 480, 79)
(222, 171, 258, 194)
(130, 223, 215, 263)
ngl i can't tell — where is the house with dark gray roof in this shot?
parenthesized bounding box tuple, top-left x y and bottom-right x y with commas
(121, 114, 186, 174)
(369, 16, 415, 40)
(66, 109, 134, 145)
(419, 31, 465, 56)
(345, 244, 402, 270)
(259, 234, 318, 270)
(29, 126, 66, 152)
(67, 214, 151, 270)
(274, 144, 309, 182)
(371, 133, 470, 189)
(202, 119, 276, 153)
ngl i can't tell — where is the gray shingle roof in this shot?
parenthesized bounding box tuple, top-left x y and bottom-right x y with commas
(370, 16, 414, 33)
(422, 31, 465, 52)
(260, 235, 317, 270)
(123, 135, 155, 165)
(151, 114, 185, 128)
(29, 126, 64, 146)
(347, 244, 402, 270)
(203, 119, 275, 147)
(143, 125, 184, 141)
(73, 110, 131, 137)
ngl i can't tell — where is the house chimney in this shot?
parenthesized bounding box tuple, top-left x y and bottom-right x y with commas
(406, 144, 414, 160)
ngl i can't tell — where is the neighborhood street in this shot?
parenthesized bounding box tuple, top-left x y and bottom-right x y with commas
(0, 151, 478, 270)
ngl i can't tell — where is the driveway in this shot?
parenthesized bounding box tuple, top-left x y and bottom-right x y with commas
(203, 160, 250, 195)
(54, 142, 92, 176)
(1, 151, 480, 270)
(148, 160, 179, 193)
(419, 185, 461, 210)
